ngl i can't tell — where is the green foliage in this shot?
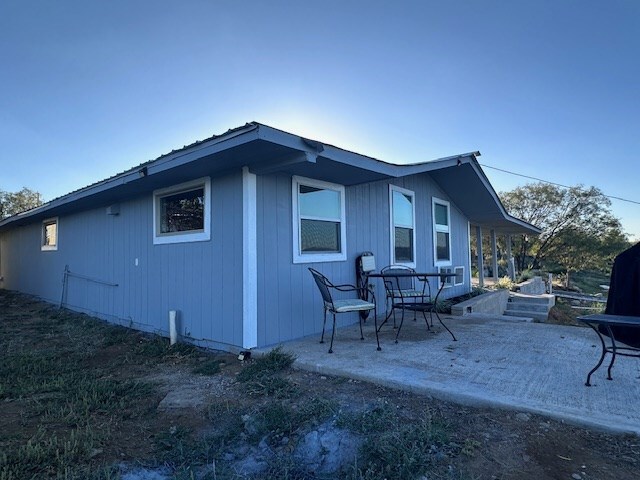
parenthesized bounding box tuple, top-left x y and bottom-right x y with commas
(154, 426, 214, 471)
(250, 396, 337, 443)
(353, 417, 449, 480)
(0, 427, 96, 480)
(237, 346, 296, 383)
(134, 335, 197, 360)
(433, 289, 486, 314)
(337, 401, 398, 434)
(568, 270, 610, 295)
(192, 359, 222, 376)
(499, 182, 630, 274)
(517, 269, 533, 282)
(0, 187, 43, 219)
(245, 375, 300, 398)
(495, 276, 515, 290)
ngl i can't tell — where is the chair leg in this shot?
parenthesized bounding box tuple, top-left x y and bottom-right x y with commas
(320, 308, 328, 344)
(373, 306, 381, 351)
(387, 296, 397, 328)
(434, 310, 456, 341)
(395, 307, 405, 343)
(359, 314, 364, 341)
(328, 313, 337, 353)
(421, 310, 431, 331)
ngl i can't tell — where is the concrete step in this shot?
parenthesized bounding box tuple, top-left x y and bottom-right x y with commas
(505, 302, 549, 313)
(509, 292, 555, 307)
(504, 309, 549, 322)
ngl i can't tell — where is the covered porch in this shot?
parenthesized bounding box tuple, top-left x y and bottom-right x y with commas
(470, 224, 536, 287)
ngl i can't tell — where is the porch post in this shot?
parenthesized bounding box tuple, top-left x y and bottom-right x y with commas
(490, 229, 498, 282)
(476, 226, 484, 287)
(505, 234, 515, 281)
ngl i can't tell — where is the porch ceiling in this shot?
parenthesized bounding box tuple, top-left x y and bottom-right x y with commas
(429, 163, 540, 235)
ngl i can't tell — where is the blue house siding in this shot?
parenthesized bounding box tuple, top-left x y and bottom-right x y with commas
(0, 124, 539, 353)
(0, 172, 245, 350)
(255, 172, 471, 347)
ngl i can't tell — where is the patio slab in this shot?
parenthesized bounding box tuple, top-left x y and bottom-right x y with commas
(259, 314, 640, 435)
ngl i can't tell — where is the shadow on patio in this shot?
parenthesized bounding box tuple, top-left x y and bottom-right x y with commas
(258, 314, 640, 435)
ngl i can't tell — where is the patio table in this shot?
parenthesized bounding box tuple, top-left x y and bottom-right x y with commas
(367, 272, 456, 343)
(577, 313, 640, 386)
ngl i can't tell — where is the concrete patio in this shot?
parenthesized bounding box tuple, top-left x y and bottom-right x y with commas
(261, 314, 640, 435)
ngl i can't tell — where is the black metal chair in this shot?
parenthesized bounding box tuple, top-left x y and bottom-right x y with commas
(380, 270, 433, 343)
(380, 265, 431, 327)
(308, 268, 380, 353)
(356, 252, 377, 321)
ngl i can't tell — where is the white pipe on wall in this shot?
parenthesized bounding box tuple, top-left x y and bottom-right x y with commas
(169, 310, 178, 345)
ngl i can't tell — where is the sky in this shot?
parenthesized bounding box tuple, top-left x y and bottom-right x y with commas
(1, 1, 639, 239)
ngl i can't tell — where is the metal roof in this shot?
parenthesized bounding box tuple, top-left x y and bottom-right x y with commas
(0, 122, 540, 235)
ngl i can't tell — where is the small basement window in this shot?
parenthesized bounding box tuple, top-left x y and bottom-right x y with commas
(41, 217, 58, 251)
(153, 177, 211, 245)
(439, 266, 465, 287)
(292, 176, 346, 263)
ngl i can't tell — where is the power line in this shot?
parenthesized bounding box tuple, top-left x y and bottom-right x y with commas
(479, 163, 640, 206)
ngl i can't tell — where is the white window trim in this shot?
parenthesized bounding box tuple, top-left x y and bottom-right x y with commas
(41, 217, 58, 251)
(389, 185, 416, 268)
(439, 266, 453, 288)
(292, 175, 346, 264)
(153, 177, 211, 245)
(440, 265, 465, 288)
(432, 197, 452, 267)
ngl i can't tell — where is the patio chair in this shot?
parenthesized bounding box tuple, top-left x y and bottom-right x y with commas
(356, 251, 377, 321)
(309, 268, 380, 353)
(381, 265, 432, 327)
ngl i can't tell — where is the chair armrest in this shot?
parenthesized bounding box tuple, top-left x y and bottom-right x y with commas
(332, 283, 360, 292)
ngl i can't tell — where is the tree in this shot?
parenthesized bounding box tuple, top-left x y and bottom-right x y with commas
(550, 225, 627, 286)
(500, 182, 629, 273)
(0, 187, 43, 219)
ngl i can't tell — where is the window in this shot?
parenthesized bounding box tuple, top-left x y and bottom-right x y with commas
(41, 217, 58, 251)
(390, 185, 416, 267)
(153, 177, 211, 245)
(439, 266, 464, 288)
(432, 197, 451, 266)
(454, 266, 464, 286)
(292, 176, 346, 263)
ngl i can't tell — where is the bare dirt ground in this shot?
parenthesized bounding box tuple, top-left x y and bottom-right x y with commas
(1, 289, 639, 480)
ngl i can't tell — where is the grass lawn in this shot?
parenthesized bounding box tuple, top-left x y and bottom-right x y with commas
(1, 289, 638, 480)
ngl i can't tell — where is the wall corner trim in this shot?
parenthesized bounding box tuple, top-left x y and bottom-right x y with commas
(242, 167, 258, 349)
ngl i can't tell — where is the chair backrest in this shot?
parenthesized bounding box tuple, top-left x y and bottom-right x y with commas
(381, 265, 415, 291)
(360, 253, 376, 274)
(308, 268, 334, 306)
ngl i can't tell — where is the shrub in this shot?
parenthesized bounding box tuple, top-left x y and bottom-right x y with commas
(495, 276, 515, 290)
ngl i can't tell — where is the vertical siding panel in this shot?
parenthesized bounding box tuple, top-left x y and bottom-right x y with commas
(2, 167, 473, 351)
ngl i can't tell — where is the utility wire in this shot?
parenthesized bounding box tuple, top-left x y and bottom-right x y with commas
(478, 163, 640, 206)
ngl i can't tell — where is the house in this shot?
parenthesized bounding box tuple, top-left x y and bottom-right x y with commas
(0, 122, 539, 352)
